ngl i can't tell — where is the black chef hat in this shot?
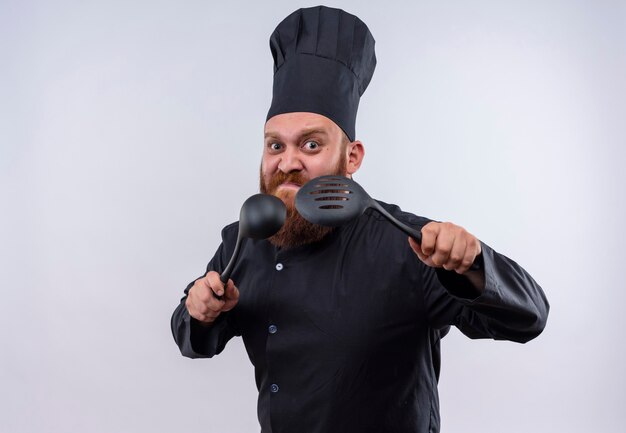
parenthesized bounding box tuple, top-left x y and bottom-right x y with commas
(266, 5, 376, 142)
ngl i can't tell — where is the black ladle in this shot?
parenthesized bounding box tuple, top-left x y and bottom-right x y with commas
(216, 194, 286, 298)
(295, 175, 481, 271)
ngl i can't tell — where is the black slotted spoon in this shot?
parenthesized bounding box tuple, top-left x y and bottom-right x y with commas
(295, 175, 422, 241)
(295, 175, 482, 271)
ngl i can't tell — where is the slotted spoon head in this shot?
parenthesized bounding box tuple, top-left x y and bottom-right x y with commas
(295, 175, 372, 226)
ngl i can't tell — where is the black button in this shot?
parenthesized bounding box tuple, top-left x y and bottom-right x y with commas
(268, 324, 278, 334)
(270, 383, 279, 393)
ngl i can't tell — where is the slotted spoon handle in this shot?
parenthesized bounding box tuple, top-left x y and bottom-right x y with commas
(371, 201, 481, 271)
(372, 201, 422, 243)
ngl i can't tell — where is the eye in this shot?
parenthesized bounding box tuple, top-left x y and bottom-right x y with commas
(303, 140, 319, 150)
(269, 142, 282, 151)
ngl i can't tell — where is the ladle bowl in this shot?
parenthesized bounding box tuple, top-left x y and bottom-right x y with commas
(217, 194, 286, 296)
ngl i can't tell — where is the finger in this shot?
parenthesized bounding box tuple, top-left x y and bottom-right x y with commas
(186, 281, 225, 323)
(197, 309, 221, 323)
(471, 237, 482, 256)
(457, 248, 475, 274)
(420, 222, 439, 257)
(187, 294, 219, 320)
(185, 296, 196, 316)
(205, 271, 226, 297)
(193, 277, 226, 311)
(194, 281, 214, 304)
(192, 291, 219, 315)
(186, 283, 207, 314)
(408, 237, 426, 260)
(445, 235, 466, 271)
(409, 236, 437, 268)
(224, 279, 239, 301)
(206, 295, 226, 313)
(458, 237, 480, 274)
(430, 225, 454, 267)
(222, 281, 240, 312)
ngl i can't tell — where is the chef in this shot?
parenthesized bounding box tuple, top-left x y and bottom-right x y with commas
(172, 6, 549, 433)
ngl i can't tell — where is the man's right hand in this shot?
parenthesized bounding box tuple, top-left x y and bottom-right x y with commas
(185, 271, 239, 325)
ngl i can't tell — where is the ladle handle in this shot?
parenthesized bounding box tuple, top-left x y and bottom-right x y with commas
(372, 201, 482, 272)
(215, 235, 243, 300)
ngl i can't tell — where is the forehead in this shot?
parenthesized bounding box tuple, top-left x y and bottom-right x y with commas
(264, 112, 341, 140)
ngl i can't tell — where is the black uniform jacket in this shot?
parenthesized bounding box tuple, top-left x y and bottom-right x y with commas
(171, 201, 549, 433)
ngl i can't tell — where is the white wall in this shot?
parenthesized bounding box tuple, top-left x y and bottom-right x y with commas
(1, 0, 624, 432)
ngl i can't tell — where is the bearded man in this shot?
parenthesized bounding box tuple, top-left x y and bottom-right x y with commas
(171, 6, 549, 433)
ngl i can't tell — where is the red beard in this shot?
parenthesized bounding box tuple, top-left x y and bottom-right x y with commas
(259, 156, 346, 249)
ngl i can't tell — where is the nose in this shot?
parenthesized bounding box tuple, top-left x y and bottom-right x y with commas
(278, 147, 304, 173)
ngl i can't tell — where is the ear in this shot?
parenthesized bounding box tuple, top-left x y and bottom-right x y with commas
(346, 140, 365, 176)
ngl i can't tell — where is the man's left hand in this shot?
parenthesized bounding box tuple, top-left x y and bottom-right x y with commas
(408, 221, 481, 274)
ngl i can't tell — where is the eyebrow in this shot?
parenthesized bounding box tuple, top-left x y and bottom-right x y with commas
(264, 128, 329, 140)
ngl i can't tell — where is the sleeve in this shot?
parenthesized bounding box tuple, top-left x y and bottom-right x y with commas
(422, 241, 549, 343)
(170, 226, 241, 358)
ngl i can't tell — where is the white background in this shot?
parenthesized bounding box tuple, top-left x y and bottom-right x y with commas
(2, 0, 625, 432)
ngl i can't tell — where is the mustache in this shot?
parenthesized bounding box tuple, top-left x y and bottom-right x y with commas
(266, 171, 309, 193)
